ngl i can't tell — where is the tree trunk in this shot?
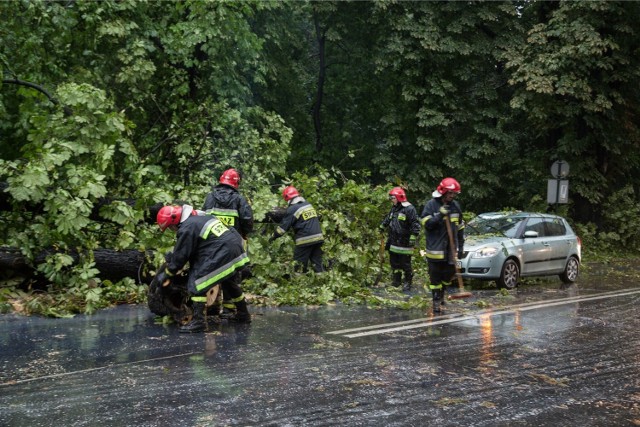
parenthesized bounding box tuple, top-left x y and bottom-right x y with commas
(312, 12, 326, 154)
(0, 247, 155, 284)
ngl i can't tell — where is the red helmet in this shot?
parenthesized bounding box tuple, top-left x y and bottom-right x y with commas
(219, 168, 241, 189)
(433, 177, 461, 197)
(282, 185, 300, 202)
(157, 205, 182, 232)
(389, 187, 407, 202)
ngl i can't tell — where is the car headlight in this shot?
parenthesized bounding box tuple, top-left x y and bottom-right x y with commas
(472, 247, 499, 258)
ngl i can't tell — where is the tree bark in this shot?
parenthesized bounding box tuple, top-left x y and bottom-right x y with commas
(0, 247, 155, 284)
(312, 12, 326, 154)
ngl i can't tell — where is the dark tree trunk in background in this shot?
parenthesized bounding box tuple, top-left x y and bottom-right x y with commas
(312, 12, 326, 154)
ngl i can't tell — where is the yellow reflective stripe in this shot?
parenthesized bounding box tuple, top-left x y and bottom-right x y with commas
(229, 294, 245, 303)
(201, 219, 228, 239)
(390, 245, 413, 255)
(195, 254, 250, 292)
(425, 249, 445, 260)
(295, 234, 324, 245)
(192, 296, 207, 302)
(205, 208, 239, 217)
(293, 205, 315, 219)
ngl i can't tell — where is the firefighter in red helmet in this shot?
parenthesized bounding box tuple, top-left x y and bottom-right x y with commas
(202, 168, 254, 240)
(269, 185, 325, 273)
(379, 187, 421, 291)
(156, 204, 251, 332)
(202, 167, 254, 318)
(420, 178, 465, 313)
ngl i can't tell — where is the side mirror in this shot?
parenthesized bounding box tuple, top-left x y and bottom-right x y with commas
(523, 230, 539, 238)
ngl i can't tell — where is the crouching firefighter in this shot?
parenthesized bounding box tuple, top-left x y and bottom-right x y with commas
(156, 204, 251, 333)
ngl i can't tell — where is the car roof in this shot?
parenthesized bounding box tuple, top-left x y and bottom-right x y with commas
(476, 211, 565, 220)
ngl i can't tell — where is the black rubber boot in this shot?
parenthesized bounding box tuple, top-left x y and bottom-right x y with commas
(180, 302, 206, 333)
(219, 304, 237, 319)
(392, 271, 402, 288)
(402, 272, 413, 292)
(229, 300, 251, 324)
(432, 289, 443, 313)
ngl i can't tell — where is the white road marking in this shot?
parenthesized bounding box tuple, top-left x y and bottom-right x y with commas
(329, 288, 640, 339)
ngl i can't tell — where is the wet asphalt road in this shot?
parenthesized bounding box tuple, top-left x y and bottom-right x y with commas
(1, 271, 639, 427)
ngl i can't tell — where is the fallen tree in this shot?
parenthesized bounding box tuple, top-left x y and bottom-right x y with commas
(0, 246, 155, 285)
(0, 203, 284, 286)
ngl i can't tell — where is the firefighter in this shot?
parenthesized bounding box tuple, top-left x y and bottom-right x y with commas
(202, 168, 254, 317)
(155, 204, 251, 332)
(202, 168, 254, 240)
(379, 187, 421, 291)
(420, 178, 465, 313)
(269, 186, 325, 273)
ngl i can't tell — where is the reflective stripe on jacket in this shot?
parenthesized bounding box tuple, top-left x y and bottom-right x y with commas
(167, 214, 249, 295)
(202, 184, 254, 238)
(380, 201, 421, 255)
(420, 198, 464, 262)
(273, 198, 324, 246)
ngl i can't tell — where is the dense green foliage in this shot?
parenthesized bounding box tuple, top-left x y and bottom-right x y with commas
(1, 0, 639, 316)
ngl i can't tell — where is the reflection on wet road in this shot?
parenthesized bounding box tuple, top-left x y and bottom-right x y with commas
(329, 288, 640, 338)
(1, 281, 639, 426)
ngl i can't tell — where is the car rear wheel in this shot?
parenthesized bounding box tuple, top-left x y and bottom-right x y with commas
(560, 256, 580, 283)
(497, 259, 519, 289)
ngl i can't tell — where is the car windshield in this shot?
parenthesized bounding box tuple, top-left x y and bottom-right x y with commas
(466, 215, 527, 238)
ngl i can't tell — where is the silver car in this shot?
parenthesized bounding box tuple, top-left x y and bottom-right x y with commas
(459, 212, 581, 289)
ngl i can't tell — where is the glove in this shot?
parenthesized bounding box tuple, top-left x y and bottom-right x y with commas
(439, 205, 450, 216)
(409, 235, 416, 247)
(155, 269, 173, 288)
(268, 235, 277, 243)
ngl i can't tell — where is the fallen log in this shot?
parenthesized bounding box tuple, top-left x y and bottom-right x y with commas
(0, 246, 156, 284)
(0, 181, 285, 286)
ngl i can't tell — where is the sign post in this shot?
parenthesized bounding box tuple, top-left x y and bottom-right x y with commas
(547, 160, 570, 209)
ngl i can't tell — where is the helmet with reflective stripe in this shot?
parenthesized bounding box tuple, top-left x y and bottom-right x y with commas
(389, 187, 407, 202)
(433, 177, 461, 198)
(282, 186, 300, 202)
(219, 168, 241, 189)
(157, 205, 182, 232)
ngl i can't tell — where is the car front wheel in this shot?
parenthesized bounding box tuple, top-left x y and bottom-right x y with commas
(497, 259, 519, 289)
(560, 256, 580, 283)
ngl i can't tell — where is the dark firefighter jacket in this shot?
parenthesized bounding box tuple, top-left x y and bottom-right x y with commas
(202, 184, 254, 239)
(272, 197, 324, 246)
(420, 198, 465, 263)
(166, 214, 249, 295)
(380, 201, 421, 255)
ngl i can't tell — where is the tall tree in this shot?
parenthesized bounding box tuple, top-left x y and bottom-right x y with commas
(372, 1, 530, 211)
(506, 0, 640, 223)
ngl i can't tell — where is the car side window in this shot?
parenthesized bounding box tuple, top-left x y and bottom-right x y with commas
(502, 218, 527, 238)
(544, 219, 566, 237)
(524, 218, 546, 237)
